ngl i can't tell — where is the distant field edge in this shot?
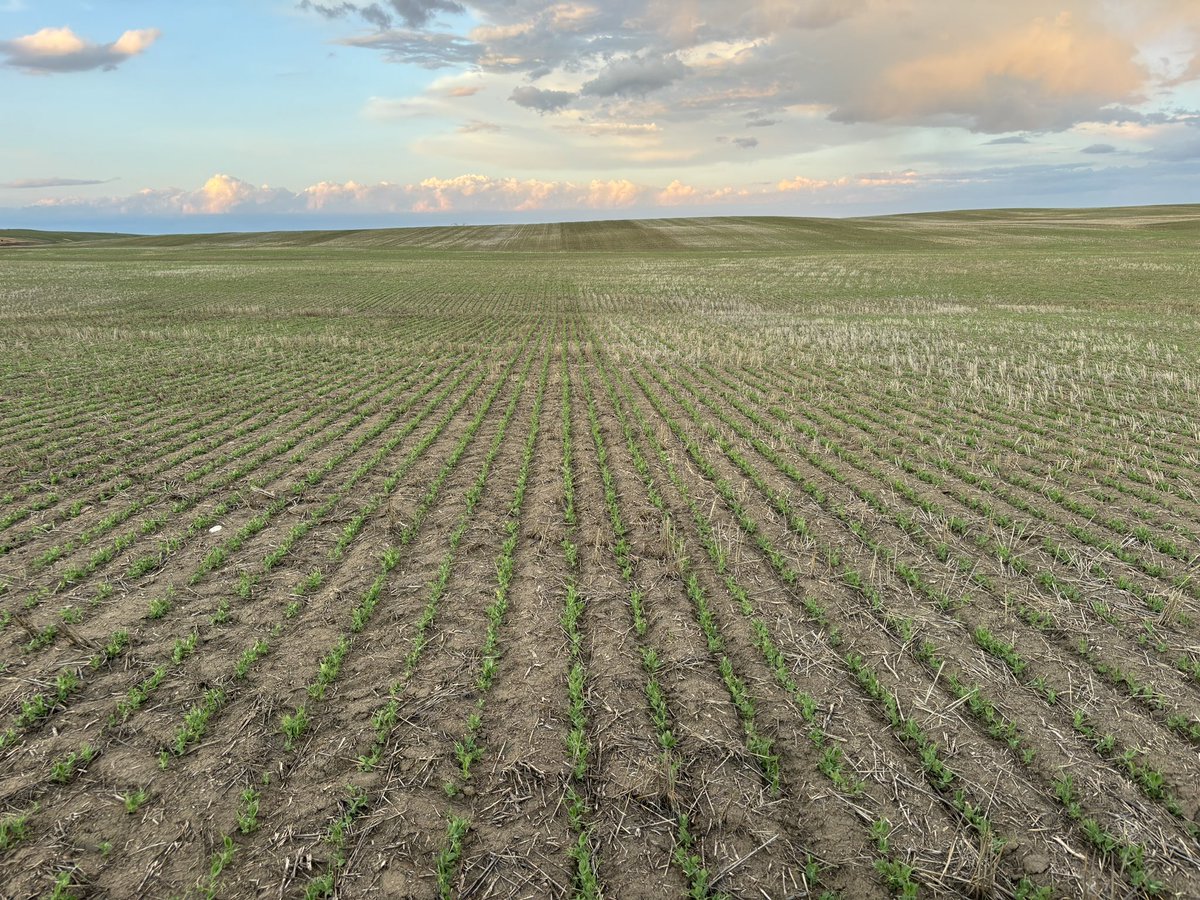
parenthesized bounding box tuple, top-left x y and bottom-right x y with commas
(3, 203, 1199, 252)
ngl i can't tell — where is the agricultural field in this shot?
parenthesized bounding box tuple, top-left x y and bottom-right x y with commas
(1, 207, 1200, 899)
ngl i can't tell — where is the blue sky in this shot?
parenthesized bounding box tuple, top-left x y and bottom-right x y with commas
(2, 0, 1199, 231)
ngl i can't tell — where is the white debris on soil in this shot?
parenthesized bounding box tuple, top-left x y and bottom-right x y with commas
(209, 525, 223, 533)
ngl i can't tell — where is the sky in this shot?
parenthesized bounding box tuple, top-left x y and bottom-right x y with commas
(2, 0, 1199, 232)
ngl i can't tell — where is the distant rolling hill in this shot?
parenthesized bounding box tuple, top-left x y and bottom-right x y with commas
(4, 205, 1200, 253)
(0, 228, 134, 247)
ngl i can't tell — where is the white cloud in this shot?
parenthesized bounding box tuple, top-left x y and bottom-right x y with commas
(0, 26, 160, 74)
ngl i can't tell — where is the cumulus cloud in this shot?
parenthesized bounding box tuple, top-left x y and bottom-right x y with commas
(18, 171, 692, 218)
(25, 173, 563, 217)
(653, 179, 754, 205)
(656, 179, 698, 204)
(20, 167, 941, 219)
(25, 154, 1200, 225)
(0, 26, 159, 74)
(182, 175, 297, 215)
(509, 84, 575, 112)
(309, 173, 643, 213)
(1081, 142, 1118, 153)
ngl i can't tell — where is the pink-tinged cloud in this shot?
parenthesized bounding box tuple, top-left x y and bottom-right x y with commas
(657, 180, 699, 204)
(302, 174, 645, 213)
(837, 13, 1146, 132)
(176, 175, 296, 215)
(0, 26, 160, 74)
(779, 170, 920, 191)
(655, 180, 755, 205)
(777, 175, 848, 192)
(856, 170, 919, 186)
(26, 168, 936, 218)
(584, 179, 641, 207)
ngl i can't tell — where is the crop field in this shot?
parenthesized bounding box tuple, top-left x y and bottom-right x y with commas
(1, 207, 1200, 899)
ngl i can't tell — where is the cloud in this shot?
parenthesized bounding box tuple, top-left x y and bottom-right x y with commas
(22, 171, 698, 218)
(300, 0, 1200, 157)
(654, 179, 753, 206)
(1148, 139, 1200, 161)
(17, 153, 1200, 227)
(581, 54, 688, 97)
(304, 1, 634, 71)
(335, 28, 480, 67)
(299, 0, 464, 29)
(777, 174, 847, 192)
(831, 13, 1148, 132)
(1, 177, 114, 189)
(856, 169, 919, 186)
(656, 179, 698, 204)
(10, 8, 1200, 223)
(564, 121, 660, 138)
(509, 84, 575, 112)
(23, 172, 585, 217)
(779, 169, 919, 191)
(458, 119, 500, 132)
(583, 178, 641, 207)
(363, 96, 437, 118)
(0, 26, 160, 74)
(1081, 143, 1118, 153)
(184, 175, 297, 214)
(1167, 53, 1200, 87)
(402, 174, 640, 212)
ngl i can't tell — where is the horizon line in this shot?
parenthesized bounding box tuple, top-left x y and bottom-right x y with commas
(5, 200, 1200, 240)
